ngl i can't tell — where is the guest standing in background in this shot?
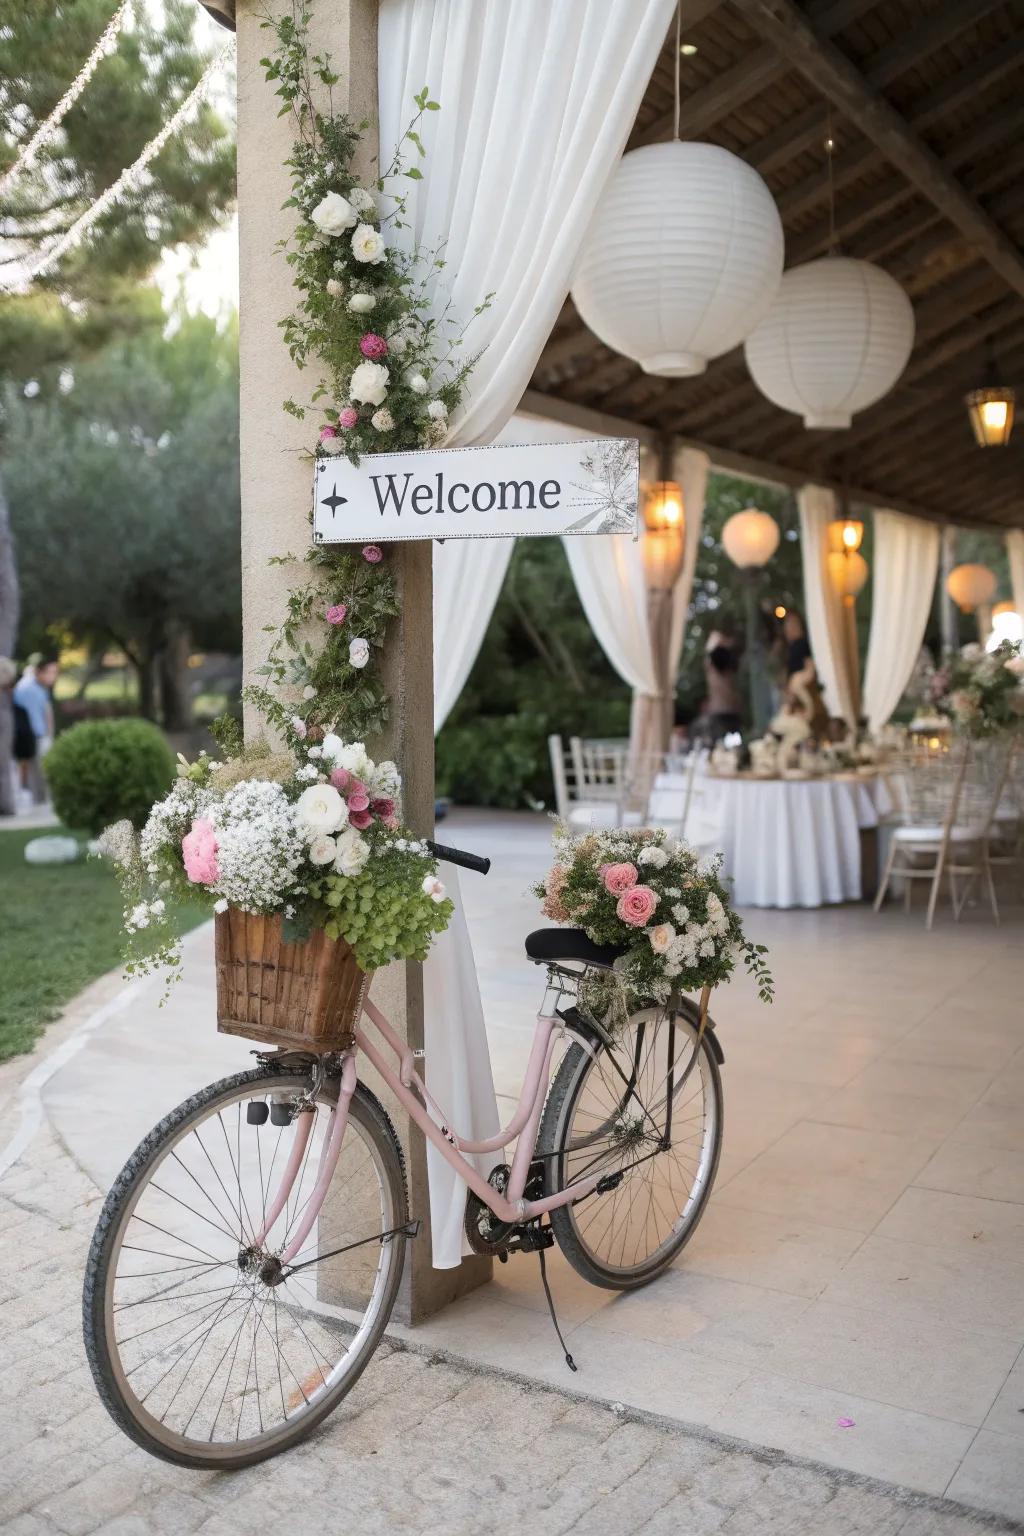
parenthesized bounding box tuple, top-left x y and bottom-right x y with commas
(13, 655, 58, 805)
(701, 628, 743, 743)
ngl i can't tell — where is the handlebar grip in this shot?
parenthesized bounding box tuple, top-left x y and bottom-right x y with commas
(427, 840, 491, 876)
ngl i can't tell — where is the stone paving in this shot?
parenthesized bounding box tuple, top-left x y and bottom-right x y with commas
(1, 1124, 1021, 1536)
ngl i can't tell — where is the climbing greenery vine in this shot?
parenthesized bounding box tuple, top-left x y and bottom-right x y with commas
(245, 2, 490, 749)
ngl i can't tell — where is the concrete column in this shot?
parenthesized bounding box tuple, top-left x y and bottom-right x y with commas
(236, 0, 490, 1320)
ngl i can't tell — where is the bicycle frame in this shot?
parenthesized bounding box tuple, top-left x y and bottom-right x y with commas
(258, 988, 606, 1268)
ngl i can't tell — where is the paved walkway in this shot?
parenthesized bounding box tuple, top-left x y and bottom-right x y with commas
(0, 1123, 1019, 1535)
(3, 808, 1024, 1527)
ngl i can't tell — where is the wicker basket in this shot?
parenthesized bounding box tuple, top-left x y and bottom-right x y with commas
(214, 909, 370, 1052)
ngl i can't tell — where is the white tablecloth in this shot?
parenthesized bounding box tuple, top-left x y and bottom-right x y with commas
(649, 773, 893, 909)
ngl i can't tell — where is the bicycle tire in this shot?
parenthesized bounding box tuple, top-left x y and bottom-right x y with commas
(83, 1064, 407, 1470)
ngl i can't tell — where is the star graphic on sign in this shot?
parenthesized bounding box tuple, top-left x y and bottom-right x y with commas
(321, 485, 348, 518)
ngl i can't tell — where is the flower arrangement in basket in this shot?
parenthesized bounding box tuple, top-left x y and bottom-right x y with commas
(96, 731, 452, 1049)
(534, 825, 773, 1022)
(929, 640, 1024, 739)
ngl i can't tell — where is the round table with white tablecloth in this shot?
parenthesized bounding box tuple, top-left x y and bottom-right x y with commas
(648, 771, 893, 908)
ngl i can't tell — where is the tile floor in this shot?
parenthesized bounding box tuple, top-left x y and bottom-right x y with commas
(39, 808, 1024, 1521)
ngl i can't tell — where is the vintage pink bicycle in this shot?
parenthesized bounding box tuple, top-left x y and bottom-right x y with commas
(83, 841, 724, 1469)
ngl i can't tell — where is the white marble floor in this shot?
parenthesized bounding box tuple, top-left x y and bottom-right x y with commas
(31, 807, 1024, 1521)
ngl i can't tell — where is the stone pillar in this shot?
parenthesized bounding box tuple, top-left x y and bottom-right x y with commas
(236, 0, 490, 1320)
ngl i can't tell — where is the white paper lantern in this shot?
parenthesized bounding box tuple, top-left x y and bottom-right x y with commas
(721, 508, 780, 569)
(571, 141, 784, 378)
(744, 255, 915, 428)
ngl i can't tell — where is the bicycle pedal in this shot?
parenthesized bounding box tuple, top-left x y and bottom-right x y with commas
(270, 1101, 295, 1126)
(246, 1102, 269, 1125)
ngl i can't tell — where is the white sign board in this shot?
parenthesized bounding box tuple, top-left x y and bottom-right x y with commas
(312, 437, 638, 544)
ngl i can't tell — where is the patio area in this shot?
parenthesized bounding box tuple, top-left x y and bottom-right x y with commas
(17, 808, 1024, 1522)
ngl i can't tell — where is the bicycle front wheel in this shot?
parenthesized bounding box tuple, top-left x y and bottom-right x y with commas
(83, 1065, 407, 1469)
(540, 1006, 722, 1290)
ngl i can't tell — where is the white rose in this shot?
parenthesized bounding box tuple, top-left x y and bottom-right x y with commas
(421, 875, 447, 904)
(326, 278, 344, 298)
(351, 223, 386, 264)
(321, 436, 343, 456)
(320, 733, 344, 764)
(648, 922, 676, 955)
(323, 739, 371, 779)
(308, 833, 338, 866)
(311, 191, 357, 236)
(295, 782, 346, 835)
(426, 399, 448, 420)
(387, 331, 409, 357)
(335, 829, 370, 876)
(150, 898, 165, 916)
(406, 372, 428, 395)
(348, 292, 376, 313)
(349, 637, 370, 669)
(638, 845, 668, 868)
(302, 684, 317, 700)
(349, 360, 389, 406)
(349, 186, 377, 215)
(371, 407, 394, 432)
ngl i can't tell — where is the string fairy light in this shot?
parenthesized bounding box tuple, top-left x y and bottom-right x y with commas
(19, 40, 233, 284)
(0, 0, 131, 200)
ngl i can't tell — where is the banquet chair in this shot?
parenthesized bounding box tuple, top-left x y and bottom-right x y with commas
(873, 741, 1009, 928)
(547, 734, 630, 830)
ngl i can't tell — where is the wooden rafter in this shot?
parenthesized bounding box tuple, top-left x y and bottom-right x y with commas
(730, 0, 1024, 302)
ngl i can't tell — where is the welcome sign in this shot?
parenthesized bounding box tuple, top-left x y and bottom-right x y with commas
(312, 437, 639, 543)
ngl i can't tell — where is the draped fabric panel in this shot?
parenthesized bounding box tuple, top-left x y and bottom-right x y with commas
(377, 0, 677, 447)
(797, 485, 857, 726)
(564, 533, 659, 695)
(1008, 529, 1024, 621)
(862, 510, 941, 733)
(432, 539, 513, 731)
(668, 447, 711, 685)
(377, 3, 673, 1267)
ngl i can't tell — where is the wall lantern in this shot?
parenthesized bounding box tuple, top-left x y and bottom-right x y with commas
(946, 562, 997, 613)
(964, 380, 1016, 448)
(641, 480, 685, 592)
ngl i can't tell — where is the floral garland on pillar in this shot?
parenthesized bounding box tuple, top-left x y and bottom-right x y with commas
(245, 4, 490, 749)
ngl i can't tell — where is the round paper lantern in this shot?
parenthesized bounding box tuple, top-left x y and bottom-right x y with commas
(947, 562, 997, 613)
(744, 256, 915, 428)
(721, 508, 780, 569)
(571, 141, 784, 378)
(827, 550, 869, 600)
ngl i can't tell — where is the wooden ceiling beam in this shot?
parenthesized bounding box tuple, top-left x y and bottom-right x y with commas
(731, 0, 1024, 302)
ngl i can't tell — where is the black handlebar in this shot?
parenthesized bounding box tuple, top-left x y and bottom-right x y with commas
(427, 840, 491, 876)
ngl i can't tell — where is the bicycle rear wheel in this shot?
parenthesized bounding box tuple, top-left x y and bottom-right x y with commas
(539, 1006, 722, 1290)
(83, 1064, 407, 1469)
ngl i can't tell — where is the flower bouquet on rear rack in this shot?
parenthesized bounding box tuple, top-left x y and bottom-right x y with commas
(534, 825, 773, 1032)
(96, 732, 452, 1050)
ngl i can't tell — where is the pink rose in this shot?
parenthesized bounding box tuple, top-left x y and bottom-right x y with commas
(383, 812, 399, 829)
(362, 544, 383, 563)
(325, 602, 348, 625)
(318, 425, 337, 442)
(616, 885, 657, 927)
(347, 786, 370, 813)
(182, 818, 219, 886)
(348, 808, 373, 830)
(329, 767, 351, 791)
(359, 333, 388, 360)
(603, 862, 638, 896)
(371, 796, 395, 819)
(337, 406, 359, 429)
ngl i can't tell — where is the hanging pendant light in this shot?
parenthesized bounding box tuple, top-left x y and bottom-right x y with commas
(743, 126, 914, 428)
(947, 563, 997, 613)
(965, 348, 1016, 447)
(570, 6, 784, 378)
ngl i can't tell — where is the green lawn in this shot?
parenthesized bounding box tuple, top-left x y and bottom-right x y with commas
(0, 828, 206, 1064)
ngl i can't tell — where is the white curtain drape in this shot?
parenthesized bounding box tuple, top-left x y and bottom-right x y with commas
(378, 1, 673, 1267)
(377, 0, 676, 445)
(433, 539, 513, 731)
(668, 448, 711, 686)
(564, 535, 659, 695)
(862, 510, 940, 733)
(797, 484, 857, 726)
(1008, 529, 1024, 620)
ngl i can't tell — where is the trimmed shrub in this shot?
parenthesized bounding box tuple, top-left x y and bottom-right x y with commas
(44, 718, 176, 834)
